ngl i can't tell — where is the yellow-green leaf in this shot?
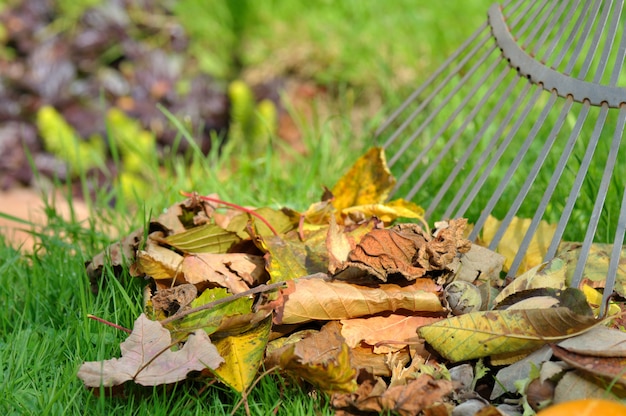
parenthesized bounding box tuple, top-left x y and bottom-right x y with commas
(331, 147, 395, 213)
(163, 223, 241, 254)
(259, 233, 328, 283)
(494, 258, 567, 306)
(419, 305, 599, 362)
(172, 287, 252, 336)
(211, 316, 272, 393)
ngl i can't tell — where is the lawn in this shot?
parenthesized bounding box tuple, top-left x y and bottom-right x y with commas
(9, 0, 611, 414)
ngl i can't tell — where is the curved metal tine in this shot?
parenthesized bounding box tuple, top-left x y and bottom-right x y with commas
(441, 80, 530, 219)
(442, 0, 552, 219)
(484, 0, 592, 258)
(508, 100, 590, 277)
(467, 92, 559, 241)
(604, 164, 626, 315)
(425, 69, 518, 217)
(487, 97, 570, 251)
(497, 0, 593, 276)
(576, 1, 626, 310)
(386, 34, 493, 168)
(376, 0, 517, 145)
(545, 106, 610, 260)
(396, 57, 505, 199)
(469, 1, 572, 244)
(384, 1, 527, 167)
(572, 106, 626, 292)
(375, 24, 487, 143)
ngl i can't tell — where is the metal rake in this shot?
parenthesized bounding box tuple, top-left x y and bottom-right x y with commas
(375, 0, 626, 309)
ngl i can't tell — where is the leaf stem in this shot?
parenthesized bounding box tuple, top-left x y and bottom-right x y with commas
(180, 191, 279, 236)
(87, 314, 132, 334)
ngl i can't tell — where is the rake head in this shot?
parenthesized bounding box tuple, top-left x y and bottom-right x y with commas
(376, 0, 626, 309)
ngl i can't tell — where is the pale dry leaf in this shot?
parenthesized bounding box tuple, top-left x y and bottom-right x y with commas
(78, 314, 224, 387)
(557, 326, 626, 357)
(341, 314, 441, 353)
(182, 253, 265, 293)
(279, 278, 442, 325)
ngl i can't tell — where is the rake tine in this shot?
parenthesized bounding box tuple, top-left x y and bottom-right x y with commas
(425, 69, 518, 217)
(508, 100, 590, 278)
(396, 57, 505, 198)
(386, 34, 494, 168)
(572, 107, 626, 292)
(603, 176, 626, 315)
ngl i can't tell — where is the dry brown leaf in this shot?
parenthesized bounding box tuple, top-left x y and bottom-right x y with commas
(341, 220, 471, 282)
(557, 326, 626, 357)
(551, 345, 626, 388)
(332, 373, 455, 416)
(151, 284, 197, 316)
(181, 253, 265, 293)
(278, 277, 443, 325)
(267, 321, 358, 393)
(341, 314, 441, 353)
(77, 314, 224, 387)
(135, 237, 184, 280)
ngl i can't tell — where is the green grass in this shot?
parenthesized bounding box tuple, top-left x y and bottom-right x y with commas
(4, 0, 623, 414)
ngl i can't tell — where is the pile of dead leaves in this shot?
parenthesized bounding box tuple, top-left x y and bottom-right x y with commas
(81, 147, 626, 415)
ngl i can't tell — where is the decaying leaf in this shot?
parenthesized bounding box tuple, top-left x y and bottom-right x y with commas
(331, 372, 455, 416)
(135, 238, 184, 280)
(341, 314, 441, 354)
(449, 243, 505, 283)
(482, 215, 556, 273)
(278, 277, 443, 325)
(268, 321, 358, 393)
(77, 314, 223, 387)
(340, 220, 471, 282)
(419, 299, 598, 362)
(150, 284, 197, 316)
(551, 345, 626, 389)
(211, 316, 272, 393)
(181, 253, 265, 293)
(552, 370, 626, 403)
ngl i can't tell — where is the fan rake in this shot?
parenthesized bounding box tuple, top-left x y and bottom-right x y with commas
(376, 0, 626, 310)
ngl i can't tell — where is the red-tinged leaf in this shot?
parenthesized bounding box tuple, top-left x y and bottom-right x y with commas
(552, 344, 626, 388)
(77, 314, 223, 387)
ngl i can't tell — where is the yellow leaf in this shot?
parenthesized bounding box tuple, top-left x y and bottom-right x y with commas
(136, 242, 183, 280)
(163, 223, 241, 254)
(581, 284, 621, 317)
(331, 147, 395, 213)
(339, 198, 425, 225)
(482, 215, 556, 274)
(270, 322, 357, 393)
(557, 242, 626, 298)
(419, 304, 598, 362)
(211, 316, 272, 393)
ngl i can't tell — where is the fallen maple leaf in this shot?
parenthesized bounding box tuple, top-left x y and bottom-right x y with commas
(77, 314, 224, 387)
